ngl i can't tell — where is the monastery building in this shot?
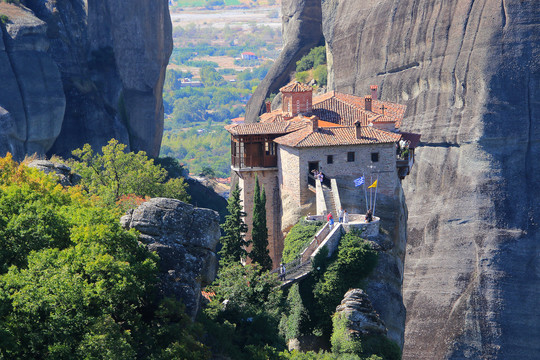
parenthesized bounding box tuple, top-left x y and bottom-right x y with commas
(225, 82, 420, 268)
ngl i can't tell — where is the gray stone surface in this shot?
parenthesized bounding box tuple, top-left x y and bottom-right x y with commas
(266, 0, 539, 358)
(318, 0, 540, 359)
(244, 0, 324, 123)
(335, 288, 387, 336)
(26, 159, 81, 187)
(0, 3, 65, 159)
(0, 1, 172, 159)
(121, 198, 220, 319)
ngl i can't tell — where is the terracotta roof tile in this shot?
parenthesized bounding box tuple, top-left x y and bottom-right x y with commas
(311, 96, 375, 126)
(259, 110, 284, 123)
(225, 119, 308, 136)
(280, 81, 313, 93)
(274, 126, 401, 148)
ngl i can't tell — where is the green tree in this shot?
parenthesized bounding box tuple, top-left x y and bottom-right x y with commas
(279, 283, 310, 341)
(202, 263, 285, 359)
(219, 183, 249, 265)
(70, 139, 190, 207)
(249, 177, 272, 271)
(0, 154, 209, 359)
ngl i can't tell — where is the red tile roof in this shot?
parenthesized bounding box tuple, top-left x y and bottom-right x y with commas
(280, 81, 313, 93)
(259, 110, 284, 123)
(225, 119, 309, 136)
(274, 126, 402, 148)
(311, 96, 376, 126)
(314, 92, 407, 128)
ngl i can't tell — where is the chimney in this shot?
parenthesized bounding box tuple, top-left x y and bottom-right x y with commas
(354, 121, 362, 139)
(365, 95, 372, 112)
(370, 85, 378, 101)
(265, 101, 271, 113)
(311, 117, 318, 132)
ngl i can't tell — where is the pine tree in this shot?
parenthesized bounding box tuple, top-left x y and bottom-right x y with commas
(250, 176, 273, 271)
(219, 183, 249, 265)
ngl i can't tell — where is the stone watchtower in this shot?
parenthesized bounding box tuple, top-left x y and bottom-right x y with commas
(280, 81, 313, 119)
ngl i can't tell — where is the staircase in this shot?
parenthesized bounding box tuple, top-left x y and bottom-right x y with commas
(323, 187, 338, 217)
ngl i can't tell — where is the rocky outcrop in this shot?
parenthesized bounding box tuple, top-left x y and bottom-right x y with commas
(265, 0, 539, 358)
(335, 289, 387, 336)
(0, 1, 172, 160)
(0, 3, 65, 159)
(244, 0, 324, 123)
(121, 198, 220, 319)
(319, 1, 539, 359)
(26, 159, 81, 187)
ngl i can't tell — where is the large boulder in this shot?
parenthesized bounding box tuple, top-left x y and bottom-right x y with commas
(121, 198, 220, 319)
(335, 289, 387, 337)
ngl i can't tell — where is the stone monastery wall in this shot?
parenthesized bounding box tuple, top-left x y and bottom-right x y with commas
(237, 169, 282, 266)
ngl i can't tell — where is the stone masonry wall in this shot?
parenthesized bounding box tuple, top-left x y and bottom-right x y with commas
(237, 168, 282, 268)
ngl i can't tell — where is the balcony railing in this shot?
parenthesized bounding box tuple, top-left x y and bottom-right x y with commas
(231, 154, 277, 169)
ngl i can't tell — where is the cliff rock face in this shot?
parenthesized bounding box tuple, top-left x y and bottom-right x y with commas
(257, 0, 539, 358)
(121, 198, 220, 319)
(0, 3, 65, 159)
(0, 0, 172, 159)
(321, 1, 540, 359)
(244, 0, 323, 123)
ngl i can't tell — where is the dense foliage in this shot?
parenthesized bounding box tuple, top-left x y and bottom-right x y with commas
(281, 219, 325, 263)
(280, 230, 379, 345)
(0, 154, 208, 359)
(295, 46, 328, 86)
(69, 139, 190, 208)
(201, 263, 285, 359)
(331, 313, 400, 360)
(250, 177, 272, 271)
(219, 183, 249, 264)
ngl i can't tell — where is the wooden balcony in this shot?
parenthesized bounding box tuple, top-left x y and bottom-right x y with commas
(231, 154, 277, 170)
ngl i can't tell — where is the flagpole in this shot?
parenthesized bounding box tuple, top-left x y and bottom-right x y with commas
(373, 175, 379, 216)
(369, 174, 373, 211)
(363, 172, 368, 213)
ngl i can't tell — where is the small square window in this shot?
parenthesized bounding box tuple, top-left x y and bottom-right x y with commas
(371, 152, 379, 162)
(327, 155, 333, 164)
(347, 152, 355, 162)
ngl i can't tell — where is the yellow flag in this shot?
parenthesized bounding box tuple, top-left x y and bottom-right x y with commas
(368, 179, 378, 188)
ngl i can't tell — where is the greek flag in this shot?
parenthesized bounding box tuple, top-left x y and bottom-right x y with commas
(354, 176, 365, 187)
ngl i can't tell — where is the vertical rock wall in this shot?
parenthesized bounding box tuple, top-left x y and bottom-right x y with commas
(0, 3, 65, 159)
(320, 0, 540, 359)
(0, 0, 172, 159)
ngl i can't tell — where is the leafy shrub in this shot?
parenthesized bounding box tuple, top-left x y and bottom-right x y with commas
(282, 219, 324, 263)
(295, 71, 309, 84)
(0, 14, 9, 24)
(296, 46, 326, 72)
(201, 263, 285, 359)
(69, 139, 190, 207)
(331, 312, 400, 360)
(313, 64, 328, 86)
